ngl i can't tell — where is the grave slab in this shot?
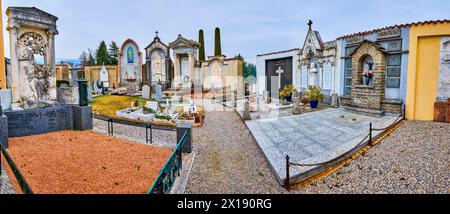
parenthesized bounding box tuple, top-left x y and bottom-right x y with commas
(245, 108, 399, 185)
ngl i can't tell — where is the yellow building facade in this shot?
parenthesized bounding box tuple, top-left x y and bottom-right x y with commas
(405, 21, 450, 121)
(0, 0, 6, 89)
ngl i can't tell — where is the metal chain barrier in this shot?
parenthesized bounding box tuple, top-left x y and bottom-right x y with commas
(285, 105, 406, 190)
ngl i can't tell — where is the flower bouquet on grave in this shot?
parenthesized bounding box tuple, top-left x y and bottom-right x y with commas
(363, 70, 373, 85)
(130, 99, 139, 111)
(303, 86, 323, 109)
(279, 84, 295, 103)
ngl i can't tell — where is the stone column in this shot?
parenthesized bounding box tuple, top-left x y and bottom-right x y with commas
(47, 28, 58, 102)
(7, 22, 20, 104)
(165, 57, 171, 87)
(188, 52, 194, 82)
(146, 60, 152, 85)
(173, 54, 180, 84)
(176, 123, 193, 153)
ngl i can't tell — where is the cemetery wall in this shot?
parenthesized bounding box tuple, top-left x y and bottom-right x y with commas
(405, 21, 450, 120)
(84, 65, 119, 88)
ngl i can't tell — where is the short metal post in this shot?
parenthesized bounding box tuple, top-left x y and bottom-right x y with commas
(150, 125, 153, 144)
(369, 123, 373, 146)
(110, 119, 114, 136)
(402, 105, 406, 120)
(145, 124, 149, 144)
(107, 118, 111, 135)
(285, 155, 291, 191)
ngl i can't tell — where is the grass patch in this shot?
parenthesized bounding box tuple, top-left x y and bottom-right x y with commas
(91, 94, 155, 117)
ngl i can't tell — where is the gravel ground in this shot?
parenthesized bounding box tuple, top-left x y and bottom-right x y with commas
(5, 131, 171, 194)
(93, 118, 177, 149)
(0, 163, 15, 194)
(184, 103, 449, 194)
(185, 104, 285, 194)
(294, 120, 449, 194)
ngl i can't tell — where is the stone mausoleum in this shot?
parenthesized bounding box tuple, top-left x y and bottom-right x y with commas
(256, 20, 413, 116)
(1, 7, 93, 149)
(6, 7, 59, 109)
(118, 39, 143, 89)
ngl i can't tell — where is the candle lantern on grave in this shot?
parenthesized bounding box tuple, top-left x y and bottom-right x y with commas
(78, 78, 88, 107)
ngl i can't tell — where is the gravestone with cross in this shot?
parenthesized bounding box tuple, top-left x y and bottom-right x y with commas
(265, 58, 293, 98)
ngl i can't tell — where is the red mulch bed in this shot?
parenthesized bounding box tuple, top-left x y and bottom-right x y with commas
(3, 131, 172, 194)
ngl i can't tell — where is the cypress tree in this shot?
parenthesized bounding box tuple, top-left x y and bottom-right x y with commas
(198, 29, 206, 61)
(95, 41, 109, 65)
(214, 27, 222, 56)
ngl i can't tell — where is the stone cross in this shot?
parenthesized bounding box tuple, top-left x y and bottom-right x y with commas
(276, 67, 284, 90)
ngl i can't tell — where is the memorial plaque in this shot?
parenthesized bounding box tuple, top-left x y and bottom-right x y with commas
(5, 105, 73, 137)
(301, 65, 308, 88)
(378, 27, 402, 40)
(322, 62, 332, 90)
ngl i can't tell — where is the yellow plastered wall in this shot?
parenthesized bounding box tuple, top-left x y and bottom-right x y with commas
(0, 0, 6, 89)
(406, 22, 450, 121)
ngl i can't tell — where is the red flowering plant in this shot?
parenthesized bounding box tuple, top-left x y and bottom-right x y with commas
(362, 69, 373, 78)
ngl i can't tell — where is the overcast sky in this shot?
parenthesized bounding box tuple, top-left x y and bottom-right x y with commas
(2, 0, 449, 63)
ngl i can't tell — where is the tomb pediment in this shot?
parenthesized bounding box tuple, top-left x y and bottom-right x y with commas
(301, 30, 324, 57)
(350, 40, 387, 56)
(169, 34, 200, 49)
(7, 7, 58, 31)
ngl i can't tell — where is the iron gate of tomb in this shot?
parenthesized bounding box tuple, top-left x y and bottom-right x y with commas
(92, 113, 177, 144)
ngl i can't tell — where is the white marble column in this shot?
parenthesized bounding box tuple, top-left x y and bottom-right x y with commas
(173, 54, 180, 84)
(331, 63, 336, 94)
(7, 22, 20, 104)
(46, 29, 58, 102)
(188, 52, 194, 82)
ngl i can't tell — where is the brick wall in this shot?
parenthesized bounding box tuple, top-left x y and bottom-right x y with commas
(434, 98, 450, 123)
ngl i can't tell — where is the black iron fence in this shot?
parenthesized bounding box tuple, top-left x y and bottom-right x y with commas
(0, 143, 34, 194)
(148, 130, 189, 194)
(92, 113, 177, 144)
(285, 105, 406, 190)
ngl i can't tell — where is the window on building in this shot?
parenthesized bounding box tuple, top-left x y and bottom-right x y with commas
(344, 58, 352, 96)
(386, 54, 401, 88)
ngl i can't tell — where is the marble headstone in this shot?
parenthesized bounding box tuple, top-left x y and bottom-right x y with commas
(127, 84, 136, 96)
(100, 65, 109, 87)
(142, 85, 151, 99)
(87, 85, 93, 102)
(155, 84, 162, 102)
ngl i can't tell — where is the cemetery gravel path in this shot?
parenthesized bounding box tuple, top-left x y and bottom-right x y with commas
(185, 105, 285, 194)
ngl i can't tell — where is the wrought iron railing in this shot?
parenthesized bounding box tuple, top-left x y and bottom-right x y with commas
(148, 130, 188, 194)
(0, 143, 34, 194)
(92, 113, 177, 144)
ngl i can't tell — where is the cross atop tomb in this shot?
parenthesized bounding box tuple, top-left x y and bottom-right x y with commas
(276, 67, 284, 90)
(308, 20, 313, 30)
(155, 31, 159, 37)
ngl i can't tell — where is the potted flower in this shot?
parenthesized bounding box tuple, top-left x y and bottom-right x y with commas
(300, 96, 310, 105)
(279, 84, 295, 102)
(303, 86, 324, 109)
(363, 69, 373, 85)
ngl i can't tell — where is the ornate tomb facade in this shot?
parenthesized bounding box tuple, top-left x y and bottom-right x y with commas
(6, 7, 59, 109)
(145, 31, 172, 88)
(337, 25, 410, 115)
(118, 39, 143, 88)
(169, 34, 200, 88)
(299, 20, 339, 103)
